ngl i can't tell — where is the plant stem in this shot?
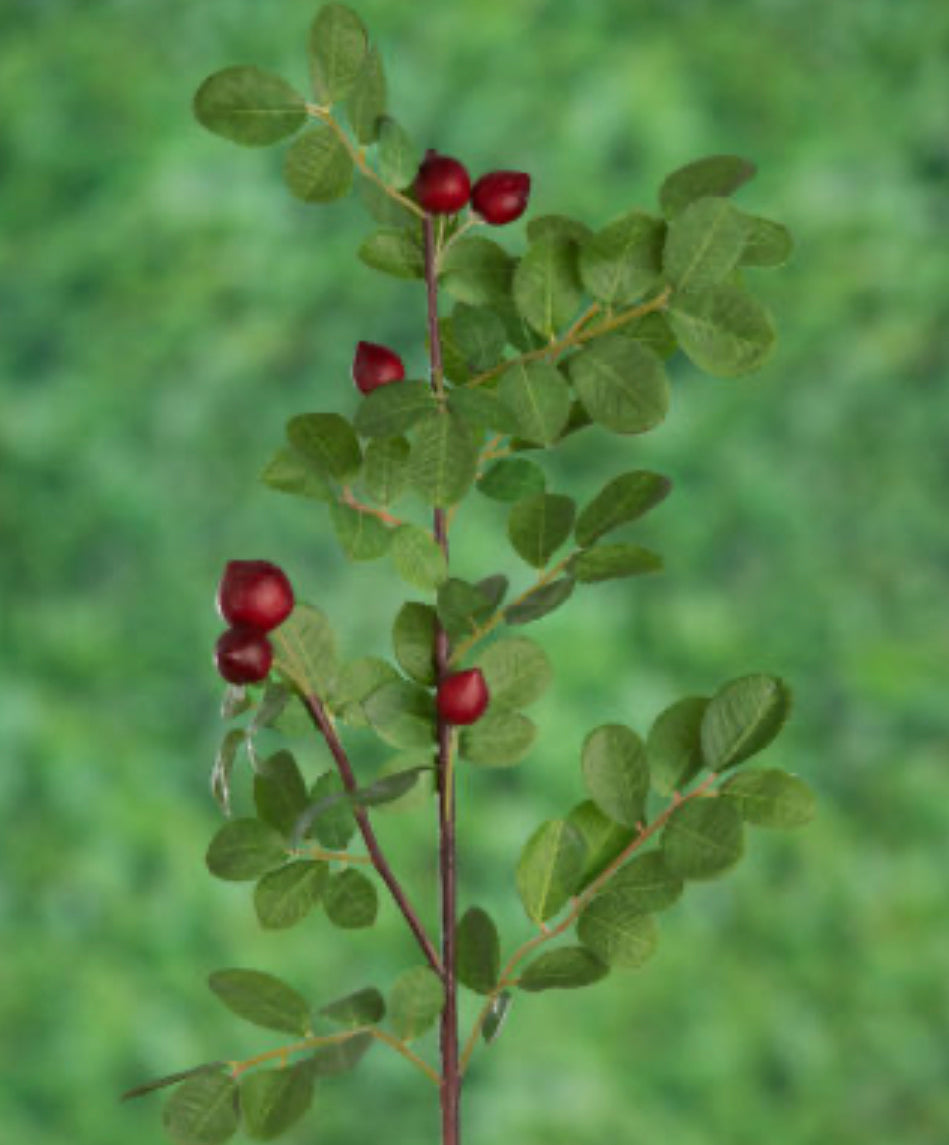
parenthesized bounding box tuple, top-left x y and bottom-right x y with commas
(458, 771, 720, 1074)
(305, 104, 425, 219)
(423, 213, 462, 1145)
(466, 286, 672, 390)
(303, 692, 442, 976)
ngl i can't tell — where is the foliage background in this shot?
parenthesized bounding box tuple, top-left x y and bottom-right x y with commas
(2, 0, 947, 1142)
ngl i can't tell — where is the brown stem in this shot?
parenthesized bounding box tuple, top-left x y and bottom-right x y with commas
(303, 692, 442, 976)
(423, 213, 462, 1145)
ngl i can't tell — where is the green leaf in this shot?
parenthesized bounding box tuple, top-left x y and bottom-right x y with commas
(353, 380, 434, 438)
(371, 752, 437, 813)
(286, 413, 361, 481)
(659, 154, 757, 218)
(363, 680, 436, 748)
(579, 211, 665, 306)
(616, 311, 678, 359)
(193, 67, 306, 148)
(646, 696, 710, 795)
(516, 819, 587, 923)
(355, 764, 432, 808)
(577, 900, 659, 969)
(319, 987, 385, 1027)
(254, 861, 328, 930)
(739, 215, 793, 268)
(477, 457, 546, 503)
(362, 436, 410, 504)
(211, 728, 244, 817)
(330, 501, 392, 561)
(406, 410, 479, 506)
(239, 1064, 314, 1141)
(591, 850, 684, 914)
(389, 525, 448, 590)
(392, 602, 438, 685)
(308, 771, 356, 849)
(324, 868, 378, 929)
(259, 446, 333, 503)
(346, 45, 386, 144)
(254, 750, 308, 836)
(358, 227, 425, 279)
(376, 116, 419, 188)
(721, 768, 816, 828)
(663, 196, 748, 292)
(668, 284, 776, 377)
(572, 543, 662, 583)
(358, 176, 417, 227)
(478, 635, 552, 709)
(567, 801, 635, 891)
(507, 493, 576, 568)
(206, 819, 286, 882)
(306, 1031, 374, 1075)
(476, 574, 510, 612)
(456, 907, 501, 995)
(452, 304, 507, 371)
(284, 126, 353, 203)
(513, 237, 584, 337)
(437, 317, 472, 384)
(662, 797, 744, 879)
(504, 576, 575, 626)
(459, 709, 537, 767)
(701, 674, 792, 771)
(482, 991, 513, 1044)
(122, 1063, 230, 1103)
(568, 336, 669, 435)
(308, 4, 368, 104)
(440, 237, 515, 306)
(272, 603, 338, 696)
(582, 724, 650, 828)
(208, 968, 310, 1036)
(163, 1072, 239, 1145)
(446, 387, 519, 435)
(498, 360, 572, 446)
(575, 470, 672, 547)
(518, 946, 608, 992)
(527, 215, 593, 245)
(389, 967, 445, 1041)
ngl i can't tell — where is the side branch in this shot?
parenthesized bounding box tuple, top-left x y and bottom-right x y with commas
(459, 771, 720, 1073)
(303, 692, 443, 976)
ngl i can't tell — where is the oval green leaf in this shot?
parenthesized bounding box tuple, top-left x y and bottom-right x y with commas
(518, 946, 608, 992)
(701, 674, 792, 771)
(721, 767, 816, 828)
(163, 1071, 239, 1145)
(208, 968, 310, 1036)
(206, 820, 286, 882)
(193, 67, 306, 148)
(516, 819, 587, 923)
(581, 723, 650, 828)
(568, 335, 669, 435)
(662, 797, 744, 880)
(254, 861, 328, 930)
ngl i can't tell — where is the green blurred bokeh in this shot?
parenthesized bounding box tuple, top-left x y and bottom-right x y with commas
(3, 1, 947, 1142)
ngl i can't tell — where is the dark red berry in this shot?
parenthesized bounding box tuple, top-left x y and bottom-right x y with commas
(472, 170, 531, 225)
(414, 150, 471, 215)
(352, 341, 406, 395)
(215, 627, 273, 685)
(437, 668, 490, 726)
(217, 560, 294, 632)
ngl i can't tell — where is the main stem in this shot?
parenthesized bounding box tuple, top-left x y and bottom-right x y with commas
(423, 214, 461, 1145)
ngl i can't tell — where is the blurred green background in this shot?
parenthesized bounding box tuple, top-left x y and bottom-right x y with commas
(3, 0, 947, 1142)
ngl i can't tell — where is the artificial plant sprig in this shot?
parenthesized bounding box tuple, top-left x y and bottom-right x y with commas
(123, 7, 814, 1145)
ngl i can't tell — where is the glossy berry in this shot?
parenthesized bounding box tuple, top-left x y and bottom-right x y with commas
(414, 150, 471, 215)
(215, 627, 273, 685)
(437, 668, 490, 726)
(352, 341, 406, 395)
(217, 560, 294, 632)
(472, 170, 531, 225)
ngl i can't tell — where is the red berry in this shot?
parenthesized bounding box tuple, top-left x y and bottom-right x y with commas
(471, 170, 531, 225)
(217, 560, 294, 632)
(437, 668, 490, 726)
(215, 627, 273, 685)
(352, 341, 406, 395)
(414, 150, 471, 215)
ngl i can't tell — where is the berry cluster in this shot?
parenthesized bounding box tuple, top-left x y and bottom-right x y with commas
(214, 560, 295, 684)
(415, 149, 531, 224)
(213, 560, 489, 725)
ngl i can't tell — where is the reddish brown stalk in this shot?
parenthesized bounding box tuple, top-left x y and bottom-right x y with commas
(423, 213, 461, 1145)
(303, 692, 442, 976)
